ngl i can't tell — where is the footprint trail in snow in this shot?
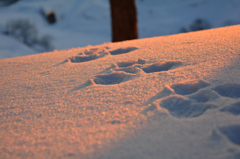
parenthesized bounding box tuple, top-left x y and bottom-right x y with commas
(69, 47, 109, 63)
(68, 46, 138, 63)
(68, 47, 140, 92)
(142, 79, 240, 148)
(67, 45, 240, 149)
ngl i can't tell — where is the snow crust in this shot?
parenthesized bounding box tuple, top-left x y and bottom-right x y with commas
(1, 25, 240, 158)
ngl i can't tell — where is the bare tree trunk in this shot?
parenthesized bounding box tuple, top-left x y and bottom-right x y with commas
(109, 0, 138, 42)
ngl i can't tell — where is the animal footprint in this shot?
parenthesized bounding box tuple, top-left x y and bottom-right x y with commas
(170, 79, 209, 95)
(212, 83, 240, 98)
(69, 58, 143, 92)
(100, 58, 146, 75)
(114, 58, 146, 74)
(90, 58, 146, 85)
(67, 46, 138, 64)
(68, 71, 135, 92)
(93, 72, 135, 85)
(115, 66, 140, 74)
(109, 47, 138, 55)
(219, 125, 240, 146)
(143, 79, 218, 118)
(208, 83, 240, 116)
(160, 95, 215, 118)
(142, 61, 181, 73)
(69, 48, 109, 63)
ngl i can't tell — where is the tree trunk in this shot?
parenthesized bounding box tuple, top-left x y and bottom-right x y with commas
(109, 0, 138, 42)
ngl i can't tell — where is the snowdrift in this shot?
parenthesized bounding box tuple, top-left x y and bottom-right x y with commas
(1, 25, 240, 159)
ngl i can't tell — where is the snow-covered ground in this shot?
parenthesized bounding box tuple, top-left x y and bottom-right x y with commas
(0, 0, 240, 59)
(1, 25, 240, 158)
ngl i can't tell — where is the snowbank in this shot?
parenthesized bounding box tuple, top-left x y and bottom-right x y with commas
(0, 25, 240, 158)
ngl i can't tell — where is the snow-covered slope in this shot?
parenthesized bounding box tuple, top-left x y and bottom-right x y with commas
(0, 34, 35, 59)
(1, 25, 240, 159)
(0, 0, 240, 59)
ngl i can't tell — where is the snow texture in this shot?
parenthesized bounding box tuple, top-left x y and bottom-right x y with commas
(93, 72, 134, 85)
(219, 125, 240, 146)
(212, 83, 240, 98)
(142, 61, 182, 73)
(170, 79, 209, 95)
(220, 101, 240, 116)
(1, 25, 240, 159)
(160, 94, 216, 118)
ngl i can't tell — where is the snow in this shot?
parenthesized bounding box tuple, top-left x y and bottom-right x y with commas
(0, 34, 35, 59)
(1, 0, 240, 59)
(1, 25, 240, 158)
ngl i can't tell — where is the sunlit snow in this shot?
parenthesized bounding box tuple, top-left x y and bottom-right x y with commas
(0, 25, 240, 158)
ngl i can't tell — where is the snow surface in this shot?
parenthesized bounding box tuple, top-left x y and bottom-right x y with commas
(1, 25, 240, 158)
(1, 0, 240, 59)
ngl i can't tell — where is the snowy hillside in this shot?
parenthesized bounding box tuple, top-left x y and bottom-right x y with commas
(0, 0, 240, 59)
(0, 25, 240, 158)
